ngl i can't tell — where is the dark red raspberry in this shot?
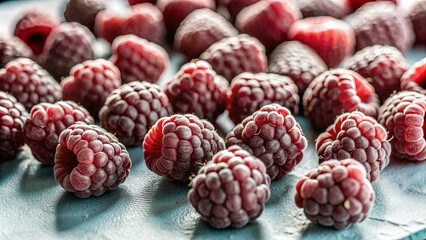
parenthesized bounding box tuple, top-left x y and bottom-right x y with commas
(408, 1, 426, 45)
(54, 123, 132, 198)
(217, 0, 259, 22)
(344, 45, 409, 101)
(143, 114, 225, 181)
(165, 60, 227, 122)
(174, 9, 238, 60)
(297, 0, 351, 19)
(14, 10, 59, 55)
(378, 91, 426, 161)
(348, 0, 396, 11)
(200, 34, 267, 82)
(41, 22, 95, 81)
(109, 34, 169, 84)
(0, 58, 62, 111)
(303, 69, 379, 130)
(227, 72, 299, 125)
(288, 16, 355, 68)
(401, 58, 426, 95)
(269, 41, 328, 95)
(99, 81, 173, 147)
(0, 37, 33, 68)
(294, 159, 374, 230)
(61, 59, 122, 117)
(188, 145, 271, 228)
(24, 101, 94, 165)
(0, 91, 27, 160)
(225, 104, 307, 180)
(129, 0, 156, 5)
(64, 0, 106, 33)
(235, 0, 301, 52)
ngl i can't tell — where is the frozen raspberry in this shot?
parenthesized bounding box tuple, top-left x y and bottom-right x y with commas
(129, 0, 156, 5)
(64, 0, 106, 33)
(344, 45, 409, 101)
(94, 12, 126, 43)
(109, 35, 169, 84)
(41, 22, 95, 81)
(217, 0, 259, 22)
(269, 41, 328, 95)
(99, 81, 173, 147)
(54, 123, 132, 198)
(143, 114, 225, 181)
(0, 91, 27, 160)
(61, 59, 121, 117)
(294, 159, 375, 230)
(408, 1, 426, 45)
(297, 0, 351, 19)
(188, 145, 271, 228)
(24, 101, 94, 165)
(0, 58, 62, 111)
(401, 58, 426, 95)
(235, 0, 301, 52)
(303, 69, 379, 130)
(353, 2, 414, 52)
(348, 0, 396, 10)
(174, 9, 238, 60)
(200, 34, 267, 82)
(225, 104, 307, 180)
(227, 73, 299, 125)
(14, 10, 60, 55)
(0, 37, 33, 68)
(378, 91, 426, 161)
(288, 17, 355, 68)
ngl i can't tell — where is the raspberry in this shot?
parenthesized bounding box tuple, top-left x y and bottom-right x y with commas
(94, 12, 126, 43)
(99, 81, 173, 147)
(188, 145, 271, 228)
(344, 45, 409, 101)
(0, 58, 62, 111)
(14, 10, 59, 55)
(294, 159, 374, 230)
(0, 37, 33, 68)
(269, 41, 328, 95)
(64, 0, 106, 33)
(200, 34, 267, 82)
(41, 22, 95, 81)
(348, 0, 396, 10)
(217, 0, 259, 22)
(235, 0, 301, 52)
(225, 104, 307, 180)
(378, 91, 426, 161)
(174, 9, 238, 60)
(408, 1, 426, 45)
(165, 60, 227, 122)
(0, 91, 27, 160)
(61, 59, 122, 117)
(143, 114, 225, 181)
(288, 17, 355, 68)
(129, 0, 156, 5)
(54, 123, 132, 198)
(109, 34, 169, 84)
(297, 0, 351, 19)
(303, 69, 379, 130)
(24, 101, 94, 165)
(401, 58, 426, 95)
(227, 72, 299, 125)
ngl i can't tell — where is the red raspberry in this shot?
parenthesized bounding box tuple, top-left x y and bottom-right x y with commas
(0, 91, 27, 160)
(408, 1, 426, 45)
(378, 91, 426, 161)
(24, 101, 94, 165)
(109, 34, 169, 84)
(64, 0, 106, 33)
(143, 114, 225, 181)
(288, 17, 355, 68)
(297, 0, 351, 19)
(174, 9, 238, 60)
(348, 0, 396, 10)
(235, 0, 301, 52)
(41, 22, 95, 81)
(0, 58, 62, 111)
(344, 45, 409, 101)
(129, 0, 156, 5)
(200, 34, 267, 82)
(303, 69, 379, 130)
(217, 0, 259, 22)
(14, 10, 60, 55)
(54, 123, 132, 198)
(61, 59, 122, 117)
(165, 60, 228, 122)
(269, 41, 328, 95)
(99, 81, 173, 147)
(94, 12, 126, 43)
(225, 104, 307, 180)
(0, 37, 33, 68)
(188, 145, 271, 228)
(227, 72, 299, 125)
(294, 159, 374, 230)
(401, 58, 426, 95)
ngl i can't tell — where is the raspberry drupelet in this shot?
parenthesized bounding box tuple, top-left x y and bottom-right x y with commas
(0, 37, 33, 68)
(400, 58, 426, 95)
(408, 1, 426, 45)
(297, 0, 351, 19)
(143, 114, 225, 181)
(188, 145, 271, 228)
(64, 0, 106, 33)
(225, 104, 307, 180)
(54, 123, 132, 198)
(295, 159, 375, 230)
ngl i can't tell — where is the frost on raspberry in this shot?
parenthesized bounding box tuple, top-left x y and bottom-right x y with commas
(400, 58, 426, 95)
(0, 37, 33, 68)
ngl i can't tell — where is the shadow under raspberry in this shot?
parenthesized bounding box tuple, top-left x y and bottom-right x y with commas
(0, 150, 26, 185)
(19, 161, 56, 193)
(192, 220, 265, 240)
